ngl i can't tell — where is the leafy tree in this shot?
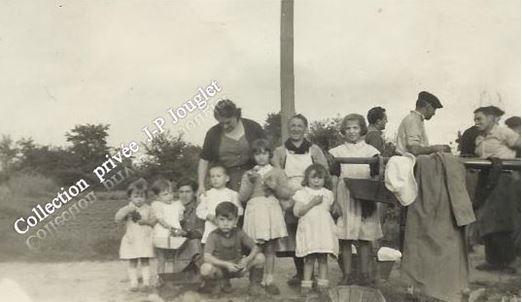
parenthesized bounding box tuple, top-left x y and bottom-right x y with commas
(16, 138, 79, 186)
(66, 124, 110, 166)
(308, 117, 344, 153)
(140, 131, 201, 183)
(264, 112, 282, 148)
(0, 135, 19, 181)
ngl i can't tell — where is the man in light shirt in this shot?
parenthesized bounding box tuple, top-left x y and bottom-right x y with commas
(474, 107, 520, 159)
(396, 91, 450, 155)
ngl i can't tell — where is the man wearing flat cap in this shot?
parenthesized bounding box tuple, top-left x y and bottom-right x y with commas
(396, 91, 450, 155)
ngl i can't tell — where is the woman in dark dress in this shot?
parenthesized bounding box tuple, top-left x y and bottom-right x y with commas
(197, 99, 266, 196)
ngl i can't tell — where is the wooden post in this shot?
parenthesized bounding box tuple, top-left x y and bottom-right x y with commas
(280, 0, 295, 144)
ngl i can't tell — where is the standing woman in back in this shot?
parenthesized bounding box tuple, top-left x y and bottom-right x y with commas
(272, 114, 329, 286)
(197, 99, 266, 196)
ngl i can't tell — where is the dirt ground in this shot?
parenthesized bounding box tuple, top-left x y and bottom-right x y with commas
(0, 246, 519, 302)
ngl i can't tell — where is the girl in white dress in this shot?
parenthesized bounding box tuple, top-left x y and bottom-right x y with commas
(115, 178, 156, 292)
(293, 164, 338, 297)
(329, 114, 382, 286)
(150, 179, 186, 286)
(239, 139, 292, 295)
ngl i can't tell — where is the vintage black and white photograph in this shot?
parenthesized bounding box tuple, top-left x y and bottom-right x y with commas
(0, 1, 520, 301)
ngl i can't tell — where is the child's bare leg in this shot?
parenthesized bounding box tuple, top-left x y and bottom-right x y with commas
(317, 253, 329, 295)
(156, 249, 165, 275)
(317, 254, 328, 282)
(140, 258, 151, 287)
(128, 259, 139, 289)
(303, 254, 315, 281)
(301, 254, 315, 292)
(358, 240, 372, 281)
(341, 240, 353, 276)
(263, 240, 281, 294)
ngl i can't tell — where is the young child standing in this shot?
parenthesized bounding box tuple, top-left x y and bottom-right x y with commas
(115, 178, 156, 292)
(239, 139, 292, 295)
(196, 165, 243, 245)
(150, 178, 186, 286)
(329, 114, 382, 286)
(293, 164, 338, 298)
(200, 202, 265, 296)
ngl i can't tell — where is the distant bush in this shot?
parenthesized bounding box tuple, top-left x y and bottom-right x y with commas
(5, 172, 58, 198)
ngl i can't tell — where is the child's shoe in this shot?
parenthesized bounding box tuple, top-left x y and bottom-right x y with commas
(248, 267, 265, 297)
(338, 274, 356, 286)
(129, 285, 139, 292)
(317, 279, 331, 302)
(286, 274, 301, 287)
(198, 280, 220, 295)
(318, 287, 332, 302)
(357, 273, 375, 287)
(248, 284, 265, 297)
(220, 278, 233, 294)
(140, 285, 153, 293)
(263, 283, 280, 295)
(300, 280, 314, 298)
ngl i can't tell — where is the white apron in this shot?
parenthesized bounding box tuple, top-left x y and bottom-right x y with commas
(284, 148, 314, 191)
(277, 148, 314, 253)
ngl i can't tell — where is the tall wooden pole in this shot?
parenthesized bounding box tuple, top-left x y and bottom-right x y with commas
(280, 0, 295, 144)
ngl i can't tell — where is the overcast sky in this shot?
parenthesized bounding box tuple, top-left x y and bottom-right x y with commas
(0, 0, 520, 150)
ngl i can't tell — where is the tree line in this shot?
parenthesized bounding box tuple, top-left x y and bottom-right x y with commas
(0, 113, 347, 190)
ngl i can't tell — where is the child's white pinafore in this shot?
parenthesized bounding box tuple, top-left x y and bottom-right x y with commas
(118, 203, 155, 259)
(294, 187, 339, 257)
(241, 165, 288, 243)
(329, 141, 383, 241)
(152, 200, 186, 249)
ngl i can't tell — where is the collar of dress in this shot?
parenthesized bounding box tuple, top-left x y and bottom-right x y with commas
(255, 164, 273, 177)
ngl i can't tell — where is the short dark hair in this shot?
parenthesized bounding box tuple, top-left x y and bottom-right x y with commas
(177, 178, 198, 192)
(208, 163, 228, 176)
(151, 178, 172, 195)
(250, 138, 273, 158)
(474, 106, 505, 117)
(367, 107, 386, 125)
(215, 202, 238, 219)
(214, 99, 242, 119)
(289, 114, 309, 128)
(505, 116, 521, 129)
(301, 164, 332, 190)
(340, 113, 368, 136)
(127, 178, 149, 197)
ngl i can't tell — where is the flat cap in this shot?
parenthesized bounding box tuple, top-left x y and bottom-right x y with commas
(418, 91, 443, 109)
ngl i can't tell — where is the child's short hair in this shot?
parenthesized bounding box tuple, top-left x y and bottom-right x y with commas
(340, 113, 368, 136)
(209, 163, 228, 175)
(127, 178, 149, 197)
(302, 164, 332, 190)
(151, 178, 173, 195)
(250, 138, 273, 158)
(177, 178, 198, 192)
(215, 202, 238, 219)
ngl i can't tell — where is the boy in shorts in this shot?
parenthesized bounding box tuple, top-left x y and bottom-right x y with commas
(200, 202, 265, 296)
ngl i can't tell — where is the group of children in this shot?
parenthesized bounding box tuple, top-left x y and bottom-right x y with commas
(115, 113, 384, 299)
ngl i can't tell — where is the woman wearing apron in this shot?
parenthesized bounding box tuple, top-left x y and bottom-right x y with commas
(198, 99, 266, 194)
(272, 114, 328, 287)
